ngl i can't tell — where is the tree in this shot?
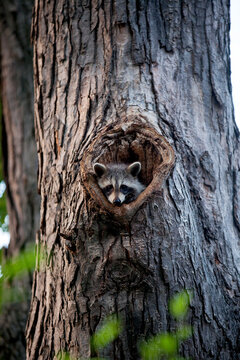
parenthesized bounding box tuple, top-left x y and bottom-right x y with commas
(26, 1, 240, 359)
(0, 0, 39, 358)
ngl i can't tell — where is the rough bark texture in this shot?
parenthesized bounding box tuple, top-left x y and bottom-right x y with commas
(0, 1, 39, 359)
(27, 1, 240, 359)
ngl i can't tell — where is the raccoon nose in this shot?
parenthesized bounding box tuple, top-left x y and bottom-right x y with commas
(113, 198, 122, 206)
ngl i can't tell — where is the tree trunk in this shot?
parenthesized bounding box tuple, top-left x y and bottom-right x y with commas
(0, 0, 38, 256)
(27, 1, 240, 359)
(0, 1, 39, 359)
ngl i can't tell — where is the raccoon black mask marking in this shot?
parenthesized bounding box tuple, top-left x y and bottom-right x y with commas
(93, 162, 145, 206)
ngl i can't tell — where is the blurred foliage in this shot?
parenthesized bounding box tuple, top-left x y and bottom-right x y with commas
(91, 314, 123, 352)
(169, 290, 193, 320)
(1, 244, 36, 280)
(58, 315, 123, 360)
(57, 291, 192, 360)
(0, 99, 8, 232)
(139, 290, 193, 360)
(0, 198, 193, 360)
(57, 353, 73, 360)
(175, 326, 192, 342)
(0, 244, 36, 311)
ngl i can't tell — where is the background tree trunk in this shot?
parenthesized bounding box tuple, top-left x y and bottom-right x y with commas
(27, 1, 240, 359)
(0, 1, 39, 359)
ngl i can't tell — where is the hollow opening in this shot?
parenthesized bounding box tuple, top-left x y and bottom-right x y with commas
(81, 121, 175, 220)
(90, 128, 163, 187)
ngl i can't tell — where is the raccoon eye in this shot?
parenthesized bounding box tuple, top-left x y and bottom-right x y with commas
(120, 185, 131, 194)
(103, 185, 113, 194)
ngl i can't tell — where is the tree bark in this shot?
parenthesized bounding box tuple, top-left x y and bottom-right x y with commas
(0, 1, 39, 359)
(27, 1, 240, 359)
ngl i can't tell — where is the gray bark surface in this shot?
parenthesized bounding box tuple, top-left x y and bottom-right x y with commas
(27, 1, 240, 359)
(0, 0, 38, 359)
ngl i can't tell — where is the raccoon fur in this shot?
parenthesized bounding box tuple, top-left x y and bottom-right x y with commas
(93, 162, 145, 206)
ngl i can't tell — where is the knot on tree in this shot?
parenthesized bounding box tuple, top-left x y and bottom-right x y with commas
(81, 120, 175, 221)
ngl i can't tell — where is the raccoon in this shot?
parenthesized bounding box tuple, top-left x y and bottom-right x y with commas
(93, 162, 145, 206)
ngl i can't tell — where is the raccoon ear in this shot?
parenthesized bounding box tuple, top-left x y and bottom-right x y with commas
(93, 163, 106, 177)
(127, 162, 141, 177)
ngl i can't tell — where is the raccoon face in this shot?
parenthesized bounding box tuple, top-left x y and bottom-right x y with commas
(93, 162, 145, 206)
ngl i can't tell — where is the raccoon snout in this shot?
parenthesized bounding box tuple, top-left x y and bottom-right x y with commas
(113, 198, 122, 206)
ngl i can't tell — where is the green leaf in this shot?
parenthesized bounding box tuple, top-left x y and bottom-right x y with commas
(91, 314, 122, 351)
(169, 291, 192, 320)
(140, 333, 178, 360)
(158, 334, 178, 355)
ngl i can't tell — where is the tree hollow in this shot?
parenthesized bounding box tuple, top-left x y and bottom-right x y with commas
(81, 118, 175, 221)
